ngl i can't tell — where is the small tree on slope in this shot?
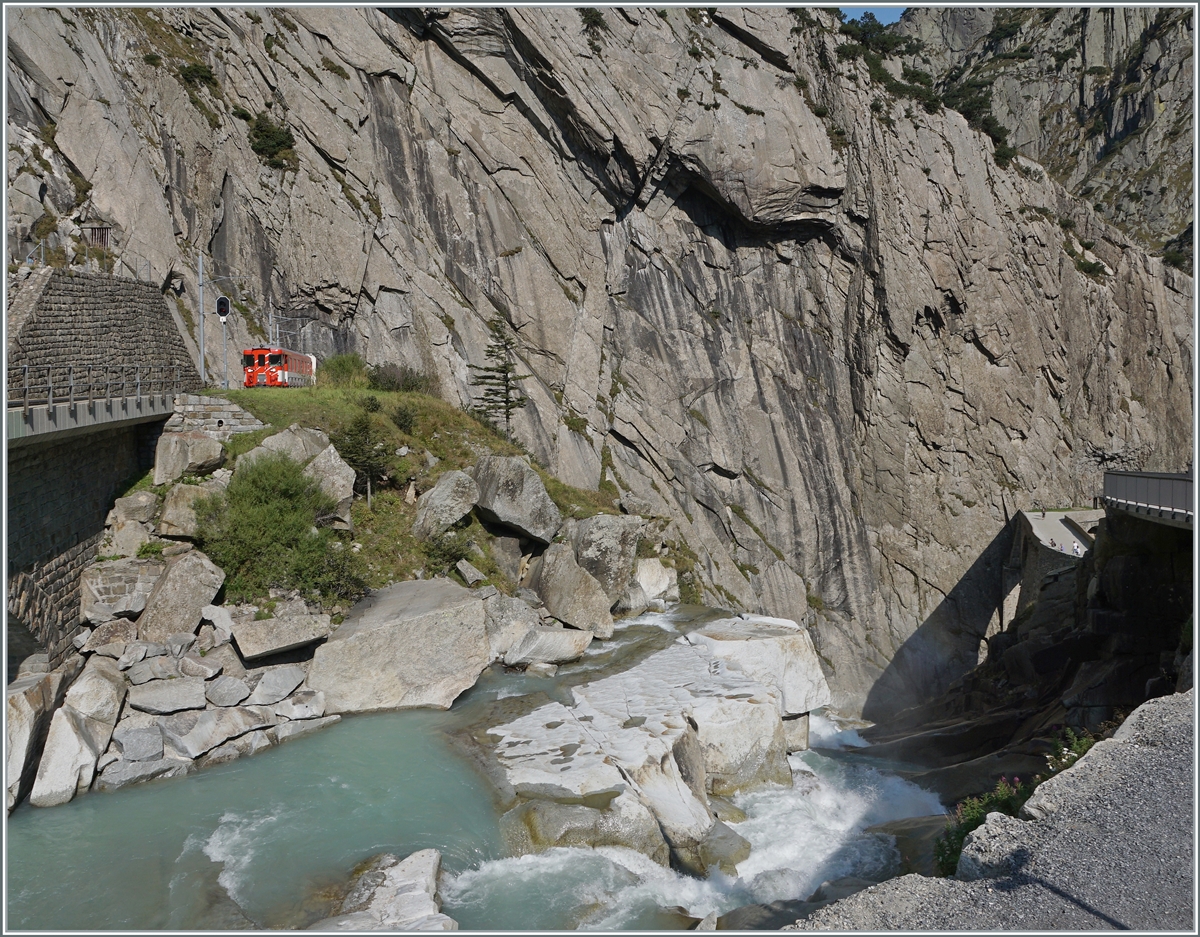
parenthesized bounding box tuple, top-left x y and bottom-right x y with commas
(469, 315, 530, 441)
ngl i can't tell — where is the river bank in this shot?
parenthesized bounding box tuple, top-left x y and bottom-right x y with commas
(7, 609, 948, 930)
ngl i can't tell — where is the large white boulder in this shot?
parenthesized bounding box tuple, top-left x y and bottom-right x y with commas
(684, 615, 832, 715)
(306, 849, 458, 931)
(5, 657, 81, 812)
(231, 614, 332, 661)
(236, 424, 329, 473)
(136, 550, 225, 643)
(535, 543, 614, 638)
(469, 456, 561, 544)
(153, 431, 225, 486)
(303, 444, 356, 530)
(503, 626, 593, 666)
(412, 470, 479, 540)
(306, 579, 489, 713)
(634, 558, 680, 603)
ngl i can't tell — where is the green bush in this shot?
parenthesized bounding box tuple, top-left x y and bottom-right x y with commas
(368, 363, 434, 394)
(317, 353, 369, 388)
(194, 452, 366, 603)
(248, 112, 297, 169)
(360, 394, 382, 413)
(232, 105, 252, 121)
(389, 404, 417, 435)
(422, 529, 472, 573)
(143, 53, 162, 67)
(179, 62, 217, 88)
(136, 541, 165, 558)
(331, 411, 392, 495)
(1163, 250, 1189, 270)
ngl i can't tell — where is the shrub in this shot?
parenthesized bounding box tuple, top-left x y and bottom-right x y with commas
(360, 394, 382, 413)
(579, 8, 608, 38)
(331, 411, 392, 504)
(1076, 258, 1106, 276)
(318, 353, 369, 388)
(389, 404, 417, 434)
(367, 363, 434, 394)
(248, 112, 297, 169)
(232, 105, 252, 121)
(321, 56, 350, 80)
(136, 541, 165, 558)
(422, 529, 472, 573)
(194, 452, 366, 603)
(143, 53, 162, 67)
(179, 62, 217, 88)
(1163, 250, 1189, 270)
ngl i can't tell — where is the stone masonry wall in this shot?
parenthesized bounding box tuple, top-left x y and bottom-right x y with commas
(6, 423, 161, 665)
(7, 270, 202, 392)
(164, 393, 265, 441)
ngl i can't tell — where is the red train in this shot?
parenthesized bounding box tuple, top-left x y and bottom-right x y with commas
(242, 347, 317, 387)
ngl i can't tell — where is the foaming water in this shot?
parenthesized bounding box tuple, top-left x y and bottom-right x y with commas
(808, 710, 870, 749)
(441, 747, 946, 929)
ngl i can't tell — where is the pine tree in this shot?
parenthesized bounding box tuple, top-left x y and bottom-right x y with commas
(469, 315, 530, 440)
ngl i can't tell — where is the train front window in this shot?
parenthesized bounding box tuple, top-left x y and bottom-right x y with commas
(242, 354, 255, 368)
(268, 354, 282, 365)
(257, 354, 266, 366)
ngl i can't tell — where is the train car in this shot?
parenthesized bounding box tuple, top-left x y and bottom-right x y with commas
(242, 347, 317, 387)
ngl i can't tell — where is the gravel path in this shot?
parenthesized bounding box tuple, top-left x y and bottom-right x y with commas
(788, 690, 1194, 931)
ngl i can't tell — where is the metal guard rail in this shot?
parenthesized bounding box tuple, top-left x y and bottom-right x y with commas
(1102, 470, 1193, 523)
(7, 364, 188, 417)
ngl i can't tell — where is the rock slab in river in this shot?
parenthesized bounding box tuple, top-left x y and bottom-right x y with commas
(306, 849, 458, 931)
(306, 579, 488, 713)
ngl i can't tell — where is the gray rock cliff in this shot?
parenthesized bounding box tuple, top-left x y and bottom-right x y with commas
(6, 8, 1192, 713)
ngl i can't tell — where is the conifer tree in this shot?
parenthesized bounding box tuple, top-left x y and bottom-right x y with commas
(469, 315, 530, 440)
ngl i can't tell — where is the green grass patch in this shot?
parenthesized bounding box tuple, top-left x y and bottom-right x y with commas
(136, 541, 165, 559)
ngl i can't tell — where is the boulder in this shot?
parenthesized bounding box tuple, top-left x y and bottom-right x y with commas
(535, 544, 614, 639)
(165, 705, 277, 759)
(127, 676, 208, 714)
(16, 653, 50, 677)
(206, 675, 251, 707)
(165, 632, 197, 658)
(634, 558, 680, 603)
(179, 653, 222, 680)
(81, 618, 139, 652)
(412, 471, 479, 540)
(526, 662, 557, 678)
(455, 559, 486, 585)
(275, 689, 326, 720)
(504, 627, 593, 667)
(500, 790, 669, 864)
(245, 664, 307, 705)
(112, 724, 164, 762)
(306, 849, 458, 931)
(570, 515, 642, 605)
(303, 444, 356, 530)
(6, 658, 79, 812)
(307, 579, 489, 713)
(157, 483, 210, 538)
(491, 535, 524, 582)
(483, 595, 540, 662)
(94, 756, 192, 793)
(126, 656, 181, 684)
(203, 643, 248, 680)
(684, 616, 832, 715)
(269, 714, 341, 744)
(105, 520, 152, 558)
(64, 657, 127, 730)
(80, 558, 165, 623)
(198, 729, 274, 768)
(469, 456, 562, 544)
(29, 709, 108, 806)
(614, 581, 650, 616)
(237, 424, 329, 473)
(153, 431, 225, 486)
(231, 613, 333, 661)
(106, 490, 158, 525)
(136, 550, 225, 643)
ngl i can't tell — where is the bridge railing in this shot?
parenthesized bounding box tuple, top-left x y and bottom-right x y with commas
(1102, 470, 1193, 524)
(7, 364, 189, 416)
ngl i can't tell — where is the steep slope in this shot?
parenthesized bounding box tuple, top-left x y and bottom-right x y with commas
(6, 7, 1192, 714)
(897, 6, 1194, 264)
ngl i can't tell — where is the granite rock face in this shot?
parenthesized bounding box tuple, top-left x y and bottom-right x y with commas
(7, 7, 1192, 714)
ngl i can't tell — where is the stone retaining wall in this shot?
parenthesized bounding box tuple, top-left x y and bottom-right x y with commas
(164, 393, 265, 441)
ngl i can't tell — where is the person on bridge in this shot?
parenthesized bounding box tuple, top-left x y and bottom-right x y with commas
(1072, 540, 1081, 556)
